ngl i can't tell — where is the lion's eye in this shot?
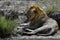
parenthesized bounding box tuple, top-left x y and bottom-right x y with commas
(34, 10, 37, 13)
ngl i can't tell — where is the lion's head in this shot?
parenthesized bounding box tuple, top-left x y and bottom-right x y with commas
(26, 5, 48, 24)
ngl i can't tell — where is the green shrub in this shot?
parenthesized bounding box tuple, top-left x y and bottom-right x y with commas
(0, 17, 17, 38)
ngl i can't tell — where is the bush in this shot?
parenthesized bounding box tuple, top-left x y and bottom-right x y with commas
(0, 17, 17, 38)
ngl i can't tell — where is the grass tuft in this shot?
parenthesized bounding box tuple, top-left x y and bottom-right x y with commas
(46, 5, 58, 15)
(0, 17, 17, 38)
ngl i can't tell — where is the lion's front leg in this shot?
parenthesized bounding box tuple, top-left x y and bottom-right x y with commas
(22, 23, 58, 35)
(23, 28, 36, 34)
(23, 25, 53, 35)
(25, 30, 36, 34)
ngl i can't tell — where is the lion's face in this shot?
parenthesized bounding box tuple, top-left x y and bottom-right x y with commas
(26, 6, 38, 21)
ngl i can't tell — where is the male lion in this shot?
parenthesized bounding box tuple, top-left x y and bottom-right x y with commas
(22, 5, 58, 36)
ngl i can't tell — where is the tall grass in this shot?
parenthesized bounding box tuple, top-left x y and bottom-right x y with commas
(46, 5, 58, 15)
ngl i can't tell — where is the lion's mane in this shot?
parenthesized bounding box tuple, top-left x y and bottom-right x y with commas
(26, 5, 49, 25)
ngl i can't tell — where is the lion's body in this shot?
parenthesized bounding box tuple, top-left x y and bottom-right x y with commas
(23, 5, 58, 36)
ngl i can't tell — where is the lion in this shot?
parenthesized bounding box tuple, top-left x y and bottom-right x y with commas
(21, 5, 58, 36)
